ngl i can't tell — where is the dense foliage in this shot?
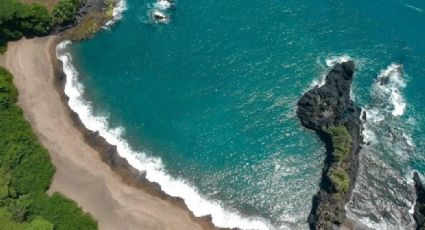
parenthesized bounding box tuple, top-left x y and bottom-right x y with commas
(0, 0, 52, 52)
(0, 208, 53, 230)
(52, 0, 85, 25)
(329, 166, 349, 193)
(0, 0, 85, 53)
(326, 126, 352, 195)
(327, 126, 352, 162)
(0, 67, 97, 229)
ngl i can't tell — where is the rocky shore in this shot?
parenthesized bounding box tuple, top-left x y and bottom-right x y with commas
(297, 61, 363, 229)
(53, 0, 116, 41)
(413, 172, 425, 229)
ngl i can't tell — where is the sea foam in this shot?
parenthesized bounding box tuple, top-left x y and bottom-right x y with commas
(56, 41, 272, 230)
(153, 0, 171, 10)
(310, 55, 354, 88)
(325, 54, 352, 67)
(405, 4, 423, 13)
(346, 62, 416, 229)
(376, 63, 406, 116)
(104, 0, 128, 27)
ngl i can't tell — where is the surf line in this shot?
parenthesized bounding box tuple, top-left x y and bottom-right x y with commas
(56, 41, 272, 230)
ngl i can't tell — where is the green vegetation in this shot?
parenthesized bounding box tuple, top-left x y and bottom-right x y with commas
(326, 126, 352, 162)
(0, 67, 97, 229)
(0, 45, 7, 54)
(0, 0, 52, 51)
(52, 0, 85, 25)
(329, 167, 350, 193)
(0, 208, 53, 230)
(0, 0, 86, 52)
(326, 126, 352, 195)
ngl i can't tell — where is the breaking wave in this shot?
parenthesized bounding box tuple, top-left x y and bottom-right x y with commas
(375, 63, 407, 117)
(105, 0, 128, 27)
(308, 55, 353, 88)
(310, 55, 365, 89)
(148, 0, 174, 24)
(404, 4, 423, 13)
(56, 41, 272, 230)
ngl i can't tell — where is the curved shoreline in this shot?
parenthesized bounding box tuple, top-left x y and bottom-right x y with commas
(0, 36, 220, 230)
(52, 39, 222, 230)
(56, 40, 271, 230)
(50, 0, 271, 228)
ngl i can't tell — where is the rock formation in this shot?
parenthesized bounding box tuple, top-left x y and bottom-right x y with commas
(297, 61, 363, 229)
(413, 172, 425, 230)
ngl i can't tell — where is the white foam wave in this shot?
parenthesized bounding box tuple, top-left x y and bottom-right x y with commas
(105, 0, 128, 27)
(405, 4, 423, 13)
(309, 55, 354, 89)
(325, 54, 352, 67)
(153, 0, 171, 10)
(376, 63, 406, 116)
(409, 201, 416, 215)
(149, 0, 173, 24)
(56, 41, 271, 230)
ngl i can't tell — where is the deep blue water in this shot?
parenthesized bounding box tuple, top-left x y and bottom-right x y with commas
(65, 0, 425, 228)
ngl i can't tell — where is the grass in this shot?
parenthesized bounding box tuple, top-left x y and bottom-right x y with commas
(0, 67, 97, 229)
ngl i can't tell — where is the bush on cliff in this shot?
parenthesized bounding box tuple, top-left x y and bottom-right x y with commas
(330, 167, 350, 194)
(0, 67, 97, 229)
(326, 126, 352, 195)
(327, 126, 352, 162)
(52, 0, 86, 25)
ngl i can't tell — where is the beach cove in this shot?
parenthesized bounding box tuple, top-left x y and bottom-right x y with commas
(1, 0, 425, 229)
(0, 36, 219, 230)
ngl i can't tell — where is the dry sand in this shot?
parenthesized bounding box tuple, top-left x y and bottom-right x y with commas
(0, 36, 215, 230)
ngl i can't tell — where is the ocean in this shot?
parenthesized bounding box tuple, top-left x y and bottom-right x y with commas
(56, 0, 425, 229)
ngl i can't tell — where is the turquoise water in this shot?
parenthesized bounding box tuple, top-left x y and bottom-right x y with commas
(64, 0, 425, 229)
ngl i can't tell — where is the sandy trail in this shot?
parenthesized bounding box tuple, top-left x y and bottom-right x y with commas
(0, 36, 210, 230)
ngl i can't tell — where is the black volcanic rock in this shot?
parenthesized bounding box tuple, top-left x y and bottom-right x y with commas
(298, 61, 357, 130)
(413, 172, 425, 229)
(297, 61, 363, 229)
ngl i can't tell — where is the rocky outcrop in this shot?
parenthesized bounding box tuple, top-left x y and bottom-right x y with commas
(297, 61, 363, 229)
(413, 172, 425, 229)
(56, 0, 116, 41)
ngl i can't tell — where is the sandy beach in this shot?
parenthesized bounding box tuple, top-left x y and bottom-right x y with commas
(0, 36, 216, 230)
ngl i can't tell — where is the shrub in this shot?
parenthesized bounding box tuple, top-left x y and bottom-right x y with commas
(30, 193, 97, 230)
(327, 126, 352, 162)
(0, 208, 53, 230)
(52, 0, 86, 25)
(330, 167, 350, 194)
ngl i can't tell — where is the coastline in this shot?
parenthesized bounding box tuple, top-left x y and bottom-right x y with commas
(0, 36, 219, 230)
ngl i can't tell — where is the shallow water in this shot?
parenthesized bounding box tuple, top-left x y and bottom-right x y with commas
(63, 0, 425, 228)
